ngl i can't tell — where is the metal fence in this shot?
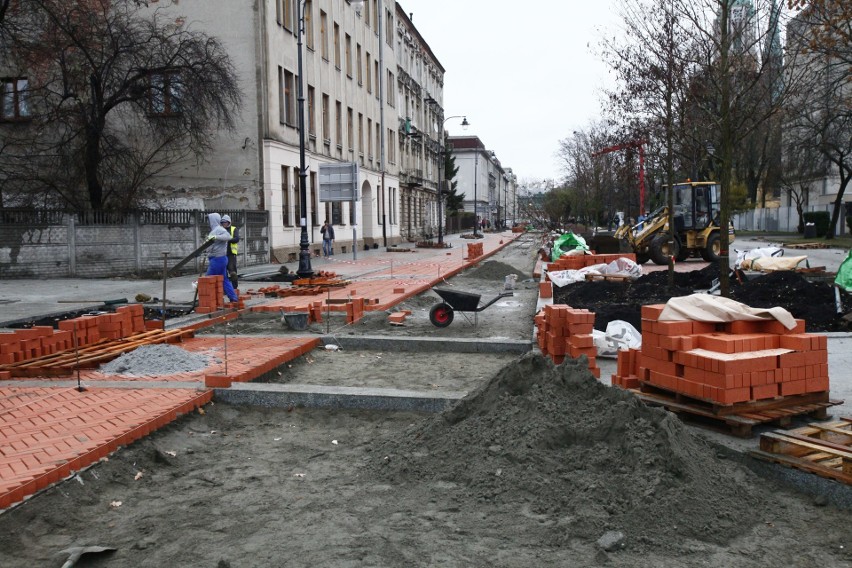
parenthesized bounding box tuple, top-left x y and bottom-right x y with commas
(0, 208, 269, 278)
(731, 204, 849, 237)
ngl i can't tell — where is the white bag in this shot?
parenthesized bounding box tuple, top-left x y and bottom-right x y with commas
(593, 320, 642, 358)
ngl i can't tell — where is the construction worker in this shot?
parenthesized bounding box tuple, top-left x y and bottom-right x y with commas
(220, 214, 240, 289)
(206, 213, 239, 303)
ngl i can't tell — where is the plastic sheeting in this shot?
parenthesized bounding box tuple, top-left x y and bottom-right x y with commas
(593, 320, 642, 358)
(548, 257, 644, 287)
(551, 232, 590, 261)
(836, 249, 852, 292)
(740, 255, 808, 271)
(658, 293, 797, 329)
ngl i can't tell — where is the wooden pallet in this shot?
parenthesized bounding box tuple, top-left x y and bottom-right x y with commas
(751, 418, 852, 485)
(785, 242, 832, 249)
(632, 383, 843, 437)
(584, 273, 632, 282)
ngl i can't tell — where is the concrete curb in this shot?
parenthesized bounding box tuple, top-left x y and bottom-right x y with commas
(214, 382, 465, 413)
(320, 335, 532, 353)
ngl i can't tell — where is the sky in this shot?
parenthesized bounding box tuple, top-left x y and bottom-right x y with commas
(400, 0, 622, 184)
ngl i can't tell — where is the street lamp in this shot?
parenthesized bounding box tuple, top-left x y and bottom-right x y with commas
(437, 115, 468, 245)
(295, 0, 312, 278)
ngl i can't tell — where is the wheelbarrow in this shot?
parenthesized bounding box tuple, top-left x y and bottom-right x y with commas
(429, 288, 514, 327)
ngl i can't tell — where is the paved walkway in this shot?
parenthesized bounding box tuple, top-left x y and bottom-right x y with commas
(0, 231, 519, 510)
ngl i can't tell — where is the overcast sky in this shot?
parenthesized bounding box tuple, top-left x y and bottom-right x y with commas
(400, 0, 622, 184)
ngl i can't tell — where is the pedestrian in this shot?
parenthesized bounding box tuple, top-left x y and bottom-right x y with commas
(220, 214, 240, 289)
(321, 220, 335, 257)
(206, 213, 239, 303)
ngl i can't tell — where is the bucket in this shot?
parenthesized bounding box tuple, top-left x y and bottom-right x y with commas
(283, 312, 310, 331)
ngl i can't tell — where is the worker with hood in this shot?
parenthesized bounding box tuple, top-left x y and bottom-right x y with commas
(206, 213, 239, 303)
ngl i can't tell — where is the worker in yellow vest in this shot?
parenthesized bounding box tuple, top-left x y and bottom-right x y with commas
(220, 215, 240, 289)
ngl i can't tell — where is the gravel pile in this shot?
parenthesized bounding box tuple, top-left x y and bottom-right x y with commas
(100, 344, 213, 376)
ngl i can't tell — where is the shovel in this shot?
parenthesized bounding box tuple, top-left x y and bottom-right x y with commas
(59, 545, 117, 568)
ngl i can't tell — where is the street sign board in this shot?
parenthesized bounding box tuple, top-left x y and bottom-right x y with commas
(319, 162, 359, 202)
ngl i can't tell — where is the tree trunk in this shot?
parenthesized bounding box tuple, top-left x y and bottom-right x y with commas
(826, 171, 851, 240)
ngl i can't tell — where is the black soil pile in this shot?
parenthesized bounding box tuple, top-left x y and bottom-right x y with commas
(553, 264, 847, 332)
(367, 353, 765, 547)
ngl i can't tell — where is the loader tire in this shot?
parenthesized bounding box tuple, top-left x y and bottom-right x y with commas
(700, 233, 721, 262)
(649, 234, 679, 265)
(635, 253, 650, 265)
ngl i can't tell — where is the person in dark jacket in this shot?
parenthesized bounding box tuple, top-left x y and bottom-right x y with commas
(321, 220, 335, 257)
(206, 213, 239, 303)
(220, 214, 240, 288)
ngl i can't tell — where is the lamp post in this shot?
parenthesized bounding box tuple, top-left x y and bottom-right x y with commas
(437, 115, 468, 245)
(295, 0, 312, 278)
(473, 148, 479, 238)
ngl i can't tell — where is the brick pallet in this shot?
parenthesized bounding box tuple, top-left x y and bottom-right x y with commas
(612, 303, 844, 436)
(535, 304, 600, 378)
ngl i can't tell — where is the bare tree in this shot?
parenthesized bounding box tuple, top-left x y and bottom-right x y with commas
(0, 0, 241, 212)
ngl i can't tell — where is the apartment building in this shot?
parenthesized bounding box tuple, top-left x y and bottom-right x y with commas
(448, 136, 517, 229)
(139, 0, 434, 259)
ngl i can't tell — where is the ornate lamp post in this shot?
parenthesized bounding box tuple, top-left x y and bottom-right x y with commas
(437, 115, 468, 245)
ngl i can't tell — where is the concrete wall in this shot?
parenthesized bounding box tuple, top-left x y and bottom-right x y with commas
(0, 210, 269, 279)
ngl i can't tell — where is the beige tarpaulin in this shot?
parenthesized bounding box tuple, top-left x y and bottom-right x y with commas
(740, 255, 808, 272)
(658, 293, 797, 329)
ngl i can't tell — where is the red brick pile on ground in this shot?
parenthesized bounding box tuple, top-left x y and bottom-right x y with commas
(535, 304, 601, 378)
(196, 275, 226, 313)
(467, 242, 484, 259)
(546, 252, 637, 272)
(611, 304, 830, 404)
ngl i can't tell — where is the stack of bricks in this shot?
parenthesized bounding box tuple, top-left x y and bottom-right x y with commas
(57, 316, 101, 347)
(196, 275, 226, 313)
(0, 327, 74, 366)
(346, 297, 367, 324)
(547, 252, 637, 272)
(95, 304, 146, 340)
(611, 304, 830, 405)
(534, 304, 601, 378)
(612, 348, 642, 389)
(467, 242, 484, 260)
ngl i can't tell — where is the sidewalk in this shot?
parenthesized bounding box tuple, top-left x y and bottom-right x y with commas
(0, 231, 519, 510)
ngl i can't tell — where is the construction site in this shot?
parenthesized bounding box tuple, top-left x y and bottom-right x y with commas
(0, 229, 851, 567)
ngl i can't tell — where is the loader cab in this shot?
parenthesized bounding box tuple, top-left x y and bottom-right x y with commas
(671, 182, 719, 231)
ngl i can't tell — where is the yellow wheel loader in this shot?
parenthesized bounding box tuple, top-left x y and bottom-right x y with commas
(613, 181, 734, 265)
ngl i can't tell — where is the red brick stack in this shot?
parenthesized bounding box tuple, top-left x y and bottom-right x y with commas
(345, 297, 367, 324)
(196, 275, 225, 313)
(612, 348, 642, 389)
(0, 327, 74, 365)
(546, 252, 636, 272)
(58, 317, 101, 347)
(535, 304, 601, 377)
(467, 242, 483, 259)
(612, 304, 830, 405)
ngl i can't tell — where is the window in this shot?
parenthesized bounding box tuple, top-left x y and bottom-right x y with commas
(148, 70, 182, 116)
(331, 202, 342, 225)
(358, 113, 364, 156)
(322, 93, 330, 142)
(335, 100, 342, 147)
(280, 68, 296, 125)
(349, 199, 356, 224)
(320, 11, 329, 60)
(364, 0, 371, 28)
(281, 0, 293, 30)
(1, 78, 29, 121)
(375, 123, 380, 163)
(310, 171, 319, 225)
(387, 71, 394, 106)
(385, 8, 393, 46)
(356, 44, 362, 84)
(347, 107, 354, 153)
(367, 118, 373, 159)
(388, 129, 395, 163)
(374, 61, 379, 98)
(307, 86, 316, 136)
(345, 34, 352, 77)
(304, 0, 314, 49)
(282, 166, 291, 227)
(372, 0, 379, 33)
(333, 23, 341, 69)
(365, 53, 372, 93)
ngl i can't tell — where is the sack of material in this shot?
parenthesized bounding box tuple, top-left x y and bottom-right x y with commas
(658, 293, 797, 330)
(835, 249, 852, 292)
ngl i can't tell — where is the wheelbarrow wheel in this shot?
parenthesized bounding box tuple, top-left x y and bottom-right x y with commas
(429, 303, 454, 327)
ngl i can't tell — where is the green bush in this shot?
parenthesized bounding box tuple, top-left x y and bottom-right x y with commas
(803, 211, 831, 237)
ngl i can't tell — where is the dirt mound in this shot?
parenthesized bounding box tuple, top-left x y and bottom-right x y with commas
(464, 259, 527, 281)
(368, 353, 764, 546)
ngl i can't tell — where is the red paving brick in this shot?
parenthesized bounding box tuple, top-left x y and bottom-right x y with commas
(0, 232, 519, 510)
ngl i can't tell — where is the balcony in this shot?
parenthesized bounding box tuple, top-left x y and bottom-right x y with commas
(400, 168, 424, 185)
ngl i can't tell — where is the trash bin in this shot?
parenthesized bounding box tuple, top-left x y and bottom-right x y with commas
(803, 222, 816, 239)
(283, 312, 309, 330)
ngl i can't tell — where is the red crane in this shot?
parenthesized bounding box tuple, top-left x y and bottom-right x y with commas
(592, 140, 647, 215)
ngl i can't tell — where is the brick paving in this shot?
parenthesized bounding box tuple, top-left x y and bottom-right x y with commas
(0, 232, 519, 510)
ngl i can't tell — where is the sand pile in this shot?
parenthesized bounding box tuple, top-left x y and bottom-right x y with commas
(100, 344, 213, 376)
(369, 352, 765, 546)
